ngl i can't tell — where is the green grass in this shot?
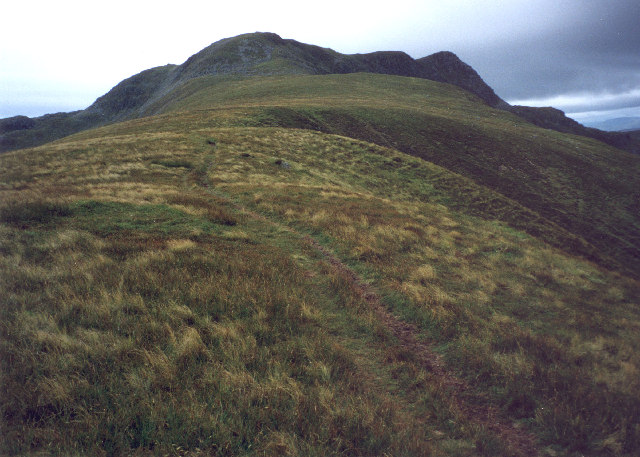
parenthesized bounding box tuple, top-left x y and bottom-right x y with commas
(2, 222, 433, 456)
(0, 129, 451, 456)
(69, 200, 235, 235)
(198, 125, 640, 455)
(1, 73, 640, 456)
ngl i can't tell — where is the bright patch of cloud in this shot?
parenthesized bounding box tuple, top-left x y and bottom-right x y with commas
(568, 105, 640, 125)
(508, 88, 640, 113)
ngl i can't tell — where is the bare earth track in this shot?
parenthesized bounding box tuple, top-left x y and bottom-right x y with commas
(306, 236, 540, 457)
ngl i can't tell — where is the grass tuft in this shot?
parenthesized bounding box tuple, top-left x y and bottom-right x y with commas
(0, 200, 72, 225)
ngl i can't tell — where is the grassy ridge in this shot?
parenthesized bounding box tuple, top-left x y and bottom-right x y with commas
(142, 73, 640, 277)
(2, 116, 639, 456)
(200, 126, 640, 454)
(0, 133, 443, 456)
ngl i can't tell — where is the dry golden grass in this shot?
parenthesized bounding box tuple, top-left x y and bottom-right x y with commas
(195, 125, 640, 455)
(1, 113, 639, 456)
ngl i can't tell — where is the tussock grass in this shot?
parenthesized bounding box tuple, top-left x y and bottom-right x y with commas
(197, 126, 640, 455)
(144, 73, 640, 277)
(1, 87, 639, 456)
(1, 205, 440, 456)
(0, 130, 445, 456)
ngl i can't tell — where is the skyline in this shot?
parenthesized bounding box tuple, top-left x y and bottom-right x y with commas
(2, 0, 639, 125)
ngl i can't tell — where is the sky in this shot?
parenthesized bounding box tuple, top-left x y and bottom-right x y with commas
(2, 0, 639, 125)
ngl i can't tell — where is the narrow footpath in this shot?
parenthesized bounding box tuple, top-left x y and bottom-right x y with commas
(197, 157, 540, 456)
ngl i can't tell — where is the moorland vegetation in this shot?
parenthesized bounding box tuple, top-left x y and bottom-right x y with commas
(2, 33, 640, 457)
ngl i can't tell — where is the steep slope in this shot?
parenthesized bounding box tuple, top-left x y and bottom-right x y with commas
(418, 51, 508, 109)
(2, 109, 639, 456)
(0, 32, 506, 152)
(85, 64, 178, 121)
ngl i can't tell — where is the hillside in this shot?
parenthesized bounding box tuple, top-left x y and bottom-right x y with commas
(508, 106, 640, 155)
(0, 32, 505, 153)
(6, 31, 639, 156)
(2, 99, 640, 456)
(143, 73, 640, 279)
(2, 34, 640, 457)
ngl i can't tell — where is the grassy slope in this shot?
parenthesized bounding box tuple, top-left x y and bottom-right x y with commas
(147, 73, 640, 278)
(1, 76, 639, 456)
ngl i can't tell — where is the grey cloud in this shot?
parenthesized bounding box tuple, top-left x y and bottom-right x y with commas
(3, 0, 639, 119)
(449, 0, 640, 112)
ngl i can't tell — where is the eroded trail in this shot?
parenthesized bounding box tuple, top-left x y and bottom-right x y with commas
(198, 163, 540, 456)
(306, 236, 540, 457)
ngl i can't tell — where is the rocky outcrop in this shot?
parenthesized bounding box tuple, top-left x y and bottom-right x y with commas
(86, 65, 177, 120)
(0, 115, 36, 134)
(417, 52, 509, 109)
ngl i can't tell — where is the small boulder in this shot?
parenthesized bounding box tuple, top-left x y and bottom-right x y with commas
(274, 159, 290, 168)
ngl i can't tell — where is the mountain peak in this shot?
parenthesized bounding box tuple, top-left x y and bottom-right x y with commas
(417, 51, 508, 109)
(172, 33, 507, 107)
(8, 31, 637, 155)
(87, 33, 508, 122)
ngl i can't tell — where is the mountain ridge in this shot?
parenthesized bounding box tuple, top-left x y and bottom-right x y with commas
(0, 32, 526, 150)
(508, 105, 640, 154)
(2, 32, 638, 155)
(3, 35, 640, 456)
(2, 100, 639, 456)
(584, 116, 640, 132)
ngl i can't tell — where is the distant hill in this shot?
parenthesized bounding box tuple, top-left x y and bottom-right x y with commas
(584, 116, 640, 132)
(4, 31, 639, 155)
(507, 106, 640, 154)
(0, 32, 504, 152)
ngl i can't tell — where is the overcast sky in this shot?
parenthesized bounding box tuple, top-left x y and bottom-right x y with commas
(2, 0, 639, 123)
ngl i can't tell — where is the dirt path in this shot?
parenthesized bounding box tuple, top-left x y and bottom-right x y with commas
(306, 236, 540, 457)
(197, 162, 540, 456)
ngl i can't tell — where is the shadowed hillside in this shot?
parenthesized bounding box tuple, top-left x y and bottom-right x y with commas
(508, 106, 640, 155)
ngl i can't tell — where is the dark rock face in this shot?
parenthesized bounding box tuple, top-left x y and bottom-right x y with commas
(417, 52, 509, 109)
(86, 65, 177, 120)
